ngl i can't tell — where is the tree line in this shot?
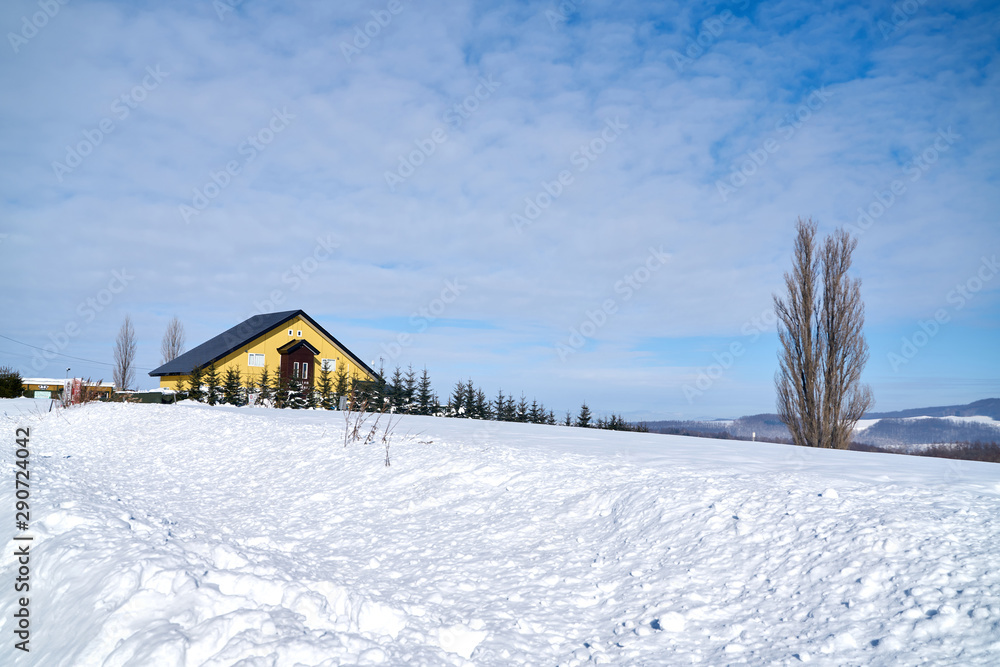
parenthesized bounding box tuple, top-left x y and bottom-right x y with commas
(176, 362, 647, 432)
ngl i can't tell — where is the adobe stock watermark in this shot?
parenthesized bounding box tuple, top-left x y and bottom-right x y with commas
(380, 278, 468, 361)
(669, 8, 737, 72)
(340, 0, 409, 63)
(51, 65, 169, 183)
(384, 75, 501, 192)
(877, 0, 929, 40)
(511, 117, 628, 233)
(888, 254, 998, 371)
(716, 86, 833, 202)
(224, 235, 341, 346)
(543, 0, 584, 30)
(212, 0, 246, 21)
(178, 107, 294, 223)
(30, 269, 133, 372)
(682, 307, 776, 403)
(944, 459, 968, 485)
(556, 246, 669, 361)
(7, 0, 69, 54)
(847, 127, 960, 237)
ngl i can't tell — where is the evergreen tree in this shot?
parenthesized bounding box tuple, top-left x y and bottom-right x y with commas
(528, 399, 542, 424)
(564, 411, 572, 426)
(371, 360, 388, 410)
(334, 364, 350, 404)
(177, 370, 191, 400)
(613, 414, 631, 431)
(204, 363, 222, 406)
(516, 394, 529, 423)
(449, 380, 467, 417)
(503, 395, 516, 422)
(243, 371, 257, 405)
(222, 367, 243, 406)
(287, 369, 307, 409)
(417, 367, 434, 415)
(402, 365, 417, 413)
(0, 366, 22, 399)
(547, 409, 556, 425)
(576, 402, 592, 428)
(256, 366, 272, 406)
(273, 370, 290, 409)
(318, 363, 335, 410)
(304, 370, 318, 409)
(475, 388, 490, 420)
(186, 365, 204, 402)
(493, 389, 505, 421)
(464, 379, 476, 419)
(388, 365, 405, 410)
(347, 373, 368, 410)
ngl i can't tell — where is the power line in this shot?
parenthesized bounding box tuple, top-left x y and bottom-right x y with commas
(0, 333, 156, 371)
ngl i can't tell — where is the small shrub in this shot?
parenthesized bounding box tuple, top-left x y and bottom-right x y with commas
(0, 366, 22, 398)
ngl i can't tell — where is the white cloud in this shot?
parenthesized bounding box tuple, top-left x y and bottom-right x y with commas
(1, 0, 997, 416)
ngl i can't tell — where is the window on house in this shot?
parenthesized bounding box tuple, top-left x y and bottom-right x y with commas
(321, 358, 336, 372)
(297, 330, 302, 336)
(288, 329, 293, 336)
(301, 363, 308, 380)
(248, 353, 265, 367)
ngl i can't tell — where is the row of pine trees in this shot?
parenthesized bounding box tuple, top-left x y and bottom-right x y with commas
(177, 362, 646, 431)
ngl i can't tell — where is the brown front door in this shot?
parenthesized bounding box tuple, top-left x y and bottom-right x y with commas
(279, 346, 315, 386)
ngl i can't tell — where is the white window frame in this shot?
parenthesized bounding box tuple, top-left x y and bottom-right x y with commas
(301, 363, 308, 380)
(293, 361, 300, 377)
(248, 353, 265, 367)
(297, 330, 302, 336)
(321, 358, 336, 372)
(288, 329, 293, 336)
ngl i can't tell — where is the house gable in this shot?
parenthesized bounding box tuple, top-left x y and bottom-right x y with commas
(149, 311, 376, 390)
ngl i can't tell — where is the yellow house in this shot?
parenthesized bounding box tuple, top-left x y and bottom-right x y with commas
(149, 310, 377, 391)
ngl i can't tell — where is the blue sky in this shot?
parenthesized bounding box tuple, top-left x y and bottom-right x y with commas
(2, 0, 998, 420)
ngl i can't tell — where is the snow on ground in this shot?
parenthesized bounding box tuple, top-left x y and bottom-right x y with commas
(853, 415, 1000, 431)
(852, 419, 880, 433)
(2, 396, 58, 417)
(2, 400, 1000, 666)
(901, 415, 1000, 425)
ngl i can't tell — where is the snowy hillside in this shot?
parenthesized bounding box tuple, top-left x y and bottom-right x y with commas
(649, 403, 1000, 451)
(2, 400, 1000, 666)
(853, 416, 1000, 452)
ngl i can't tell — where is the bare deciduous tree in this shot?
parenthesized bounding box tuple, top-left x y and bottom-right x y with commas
(113, 315, 137, 391)
(160, 315, 186, 364)
(774, 217, 873, 449)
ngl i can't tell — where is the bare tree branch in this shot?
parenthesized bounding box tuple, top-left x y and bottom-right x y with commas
(160, 315, 186, 364)
(114, 315, 137, 391)
(774, 218, 873, 449)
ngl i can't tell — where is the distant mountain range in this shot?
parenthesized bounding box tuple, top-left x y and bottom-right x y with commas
(646, 399, 1000, 449)
(864, 398, 1000, 421)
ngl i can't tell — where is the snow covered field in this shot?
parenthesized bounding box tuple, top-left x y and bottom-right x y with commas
(2, 399, 999, 666)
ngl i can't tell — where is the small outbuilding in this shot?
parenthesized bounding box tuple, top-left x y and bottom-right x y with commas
(21, 378, 114, 400)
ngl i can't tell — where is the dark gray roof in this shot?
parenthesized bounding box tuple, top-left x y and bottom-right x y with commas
(149, 310, 376, 378)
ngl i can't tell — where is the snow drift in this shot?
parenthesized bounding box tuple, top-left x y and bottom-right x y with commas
(2, 399, 999, 665)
